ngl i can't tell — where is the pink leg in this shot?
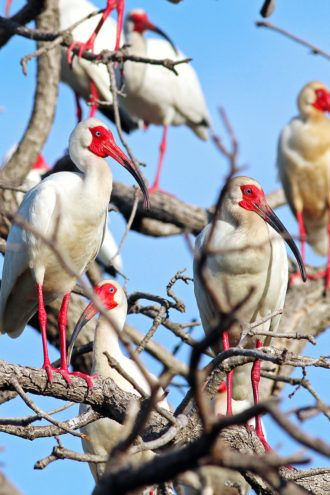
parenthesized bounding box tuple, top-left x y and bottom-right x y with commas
(75, 92, 83, 123)
(88, 80, 99, 118)
(291, 209, 330, 289)
(251, 340, 271, 451)
(66, 0, 121, 64)
(114, 0, 125, 52)
(58, 292, 96, 389)
(148, 126, 174, 196)
(38, 284, 53, 382)
(4, 0, 12, 17)
(222, 331, 233, 416)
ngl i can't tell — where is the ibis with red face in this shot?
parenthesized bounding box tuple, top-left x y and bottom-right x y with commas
(193, 176, 306, 451)
(0, 117, 149, 386)
(67, 279, 169, 489)
(277, 81, 330, 288)
(121, 9, 211, 194)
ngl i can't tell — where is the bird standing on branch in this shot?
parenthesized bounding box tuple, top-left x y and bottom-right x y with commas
(277, 81, 330, 288)
(193, 176, 306, 451)
(121, 9, 211, 195)
(0, 117, 149, 386)
(67, 279, 170, 491)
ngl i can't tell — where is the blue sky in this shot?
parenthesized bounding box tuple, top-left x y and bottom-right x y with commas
(1, 0, 329, 493)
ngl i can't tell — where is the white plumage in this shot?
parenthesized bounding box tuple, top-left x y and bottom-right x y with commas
(67, 279, 170, 489)
(0, 117, 148, 383)
(277, 81, 330, 264)
(193, 176, 305, 448)
(122, 9, 210, 139)
(59, 0, 138, 132)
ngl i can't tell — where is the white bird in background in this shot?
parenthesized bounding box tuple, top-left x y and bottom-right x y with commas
(59, 0, 138, 133)
(193, 176, 306, 450)
(121, 8, 211, 194)
(0, 117, 149, 386)
(277, 81, 330, 288)
(67, 279, 170, 490)
(1, 145, 123, 275)
(182, 382, 251, 495)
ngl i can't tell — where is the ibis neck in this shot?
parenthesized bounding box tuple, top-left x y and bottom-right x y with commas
(91, 309, 125, 376)
(83, 156, 113, 206)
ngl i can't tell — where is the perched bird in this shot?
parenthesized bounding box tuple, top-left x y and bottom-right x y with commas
(277, 81, 330, 288)
(193, 176, 305, 449)
(1, 146, 123, 274)
(0, 117, 149, 386)
(67, 279, 170, 489)
(182, 383, 251, 495)
(59, 0, 138, 132)
(121, 9, 211, 194)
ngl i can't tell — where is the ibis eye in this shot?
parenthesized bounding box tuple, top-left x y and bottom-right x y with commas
(95, 131, 101, 137)
(109, 287, 115, 293)
(245, 188, 252, 195)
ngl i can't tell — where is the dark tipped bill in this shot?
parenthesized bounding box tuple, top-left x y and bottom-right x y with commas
(256, 204, 307, 282)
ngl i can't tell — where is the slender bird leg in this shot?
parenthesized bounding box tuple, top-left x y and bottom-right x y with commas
(251, 340, 271, 452)
(291, 209, 330, 289)
(56, 292, 72, 385)
(75, 92, 83, 123)
(222, 331, 233, 416)
(4, 0, 12, 17)
(289, 210, 306, 285)
(57, 292, 96, 388)
(88, 80, 99, 118)
(148, 125, 175, 196)
(38, 284, 53, 382)
(66, 0, 124, 65)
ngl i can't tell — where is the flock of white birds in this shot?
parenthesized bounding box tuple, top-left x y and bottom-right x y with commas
(1, 0, 330, 494)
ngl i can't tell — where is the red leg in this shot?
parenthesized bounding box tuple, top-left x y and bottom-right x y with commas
(251, 340, 271, 451)
(38, 284, 53, 382)
(57, 293, 96, 389)
(148, 125, 174, 196)
(4, 0, 12, 17)
(326, 207, 330, 290)
(66, 0, 122, 65)
(222, 330, 233, 416)
(114, 0, 125, 51)
(75, 92, 83, 123)
(88, 80, 99, 118)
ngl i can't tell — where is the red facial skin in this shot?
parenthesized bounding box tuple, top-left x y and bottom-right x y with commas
(312, 88, 330, 113)
(129, 12, 155, 33)
(239, 184, 268, 214)
(94, 283, 118, 311)
(88, 126, 115, 158)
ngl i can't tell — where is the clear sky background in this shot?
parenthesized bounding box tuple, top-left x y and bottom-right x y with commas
(0, 0, 329, 494)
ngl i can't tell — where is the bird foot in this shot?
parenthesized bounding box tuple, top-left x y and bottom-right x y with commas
(66, 40, 97, 65)
(69, 371, 98, 389)
(42, 363, 72, 385)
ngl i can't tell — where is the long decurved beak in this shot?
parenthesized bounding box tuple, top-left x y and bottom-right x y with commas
(67, 302, 98, 367)
(151, 25, 178, 56)
(255, 203, 307, 282)
(104, 142, 150, 209)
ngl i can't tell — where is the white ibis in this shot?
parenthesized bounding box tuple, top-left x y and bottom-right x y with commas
(182, 382, 251, 495)
(2, 145, 123, 274)
(0, 117, 149, 386)
(121, 9, 211, 194)
(67, 279, 170, 488)
(277, 81, 330, 288)
(59, 0, 138, 132)
(193, 176, 306, 450)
